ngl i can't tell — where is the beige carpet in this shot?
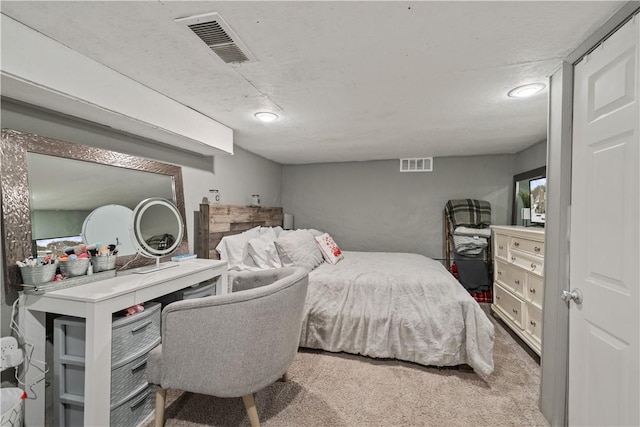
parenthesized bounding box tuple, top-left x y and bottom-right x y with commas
(143, 304, 549, 427)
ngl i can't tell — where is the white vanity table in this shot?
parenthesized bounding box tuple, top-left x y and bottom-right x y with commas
(18, 258, 228, 427)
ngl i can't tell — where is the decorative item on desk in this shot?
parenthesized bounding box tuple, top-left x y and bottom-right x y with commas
(522, 207, 531, 227)
(171, 253, 197, 262)
(58, 257, 90, 278)
(18, 256, 57, 285)
(90, 255, 117, 272)
(251, 194, 261, 207)
(209, 189, 221, 204)
(283, 213, 294, 230)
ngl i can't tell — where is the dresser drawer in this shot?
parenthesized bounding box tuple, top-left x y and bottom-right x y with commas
(510, 236, 544, 257)
(494, 284, 524, 329)
(111, 346, 157, 405)
(495, 260, 525, 297)
(526, 305, 543, 345)
(112, 303, 161, 366)
(182, 282, 215, 299)
(494, 233, 509, 260)
(110, 384, 155, 427)
(526, 274, 544, 308)
(508, 249, 544, 277)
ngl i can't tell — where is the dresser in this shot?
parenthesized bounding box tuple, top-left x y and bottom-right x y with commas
(491, 225, 545, 355)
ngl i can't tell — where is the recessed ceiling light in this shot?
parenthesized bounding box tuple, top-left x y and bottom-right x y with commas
(254, 112, 279, 122)
(508, 83, 546, 98)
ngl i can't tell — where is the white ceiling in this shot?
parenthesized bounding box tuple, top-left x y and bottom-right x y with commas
(0, 1, 624, 165)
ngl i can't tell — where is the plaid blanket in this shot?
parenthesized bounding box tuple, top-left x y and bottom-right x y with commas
(445, 199, 492, 229)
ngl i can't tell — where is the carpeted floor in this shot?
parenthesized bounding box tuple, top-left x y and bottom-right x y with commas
(143, 304, 549, 426)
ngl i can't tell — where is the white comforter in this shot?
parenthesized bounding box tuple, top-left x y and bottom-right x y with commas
(299, 251, 495, 379)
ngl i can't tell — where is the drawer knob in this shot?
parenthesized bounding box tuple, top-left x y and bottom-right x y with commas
(512, 308, 518, 314)
(530, 288, 536, 294)
(534, 246, 541, 253)
(514, 279, 520, 285)
(511, 256, 516, 262)
(530, 320, 537, 327)
(496, 295, 501, 300)
(514, 241, 520, 247)
(498, 270, 502, 275)
(498, 245, 504, 250)
(530, 263, 537, 270)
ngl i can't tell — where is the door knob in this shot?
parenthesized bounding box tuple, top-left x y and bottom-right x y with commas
(561, 288, 583, 304)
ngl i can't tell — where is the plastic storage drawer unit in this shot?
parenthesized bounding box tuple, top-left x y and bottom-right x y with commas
(53, 303, 161, 426)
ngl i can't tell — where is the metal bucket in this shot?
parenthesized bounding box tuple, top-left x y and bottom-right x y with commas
(90, 255, 117, 272)
(19, 264, 56, 285)
(59, 258, 90, 277)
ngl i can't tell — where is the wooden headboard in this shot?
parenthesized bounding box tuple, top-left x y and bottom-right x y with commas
(197, 204, 283, 259)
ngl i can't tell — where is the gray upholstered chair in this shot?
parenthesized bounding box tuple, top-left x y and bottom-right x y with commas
(147, 267, 309, 427)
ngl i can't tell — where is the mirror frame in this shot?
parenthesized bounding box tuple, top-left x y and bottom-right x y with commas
(132, 197, 184, 257)
(511, 165, 546, 226)
(0, 128, 188, 288)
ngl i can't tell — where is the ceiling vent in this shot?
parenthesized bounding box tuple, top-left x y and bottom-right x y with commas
(175, 12, 256, 64)
(400, 157, 433, 172)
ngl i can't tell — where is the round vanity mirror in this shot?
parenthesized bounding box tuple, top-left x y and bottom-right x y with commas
(131, 197, 184, 274)
(82, 205, 136, 256)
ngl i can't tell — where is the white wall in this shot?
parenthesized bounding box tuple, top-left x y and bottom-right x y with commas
(282, 155, 515, 260)
(0, 99, 282, 337)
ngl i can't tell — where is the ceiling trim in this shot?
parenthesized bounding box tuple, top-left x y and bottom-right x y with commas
(0, 13, 234, 156)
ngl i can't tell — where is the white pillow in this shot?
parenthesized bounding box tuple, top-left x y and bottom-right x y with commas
(247, 235, 282, 269)
(258, 226, 278, 241)
(305, 228, 325, 237)
(274, 229, 324, 271)
(217, 227, 260, 270)
(315, 233, 344, 265)
(271, 226, 283, 237)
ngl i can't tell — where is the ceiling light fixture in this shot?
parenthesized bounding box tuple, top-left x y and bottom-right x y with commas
(254, 112, 279, 122)
(507, 83, 546, 98)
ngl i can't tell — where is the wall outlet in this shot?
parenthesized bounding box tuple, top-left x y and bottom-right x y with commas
(0, 336, 22, 371)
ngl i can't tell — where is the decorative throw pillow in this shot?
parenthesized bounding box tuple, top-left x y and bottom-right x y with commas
(315, 233, 344, 265)
(274, 229, 324, 271)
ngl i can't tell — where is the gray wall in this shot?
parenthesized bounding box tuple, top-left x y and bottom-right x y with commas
(515, 139, 548, 174)
(0, 100, 283, 338)
(282, 155, 515, 260)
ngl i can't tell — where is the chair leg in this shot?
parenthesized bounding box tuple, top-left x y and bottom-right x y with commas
(155, 387, 167, 427)
(242, 393, 260, 427)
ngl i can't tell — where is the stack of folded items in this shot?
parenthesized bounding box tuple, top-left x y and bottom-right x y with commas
(452, 226, 491, 255)
(445, 199, 492, 256)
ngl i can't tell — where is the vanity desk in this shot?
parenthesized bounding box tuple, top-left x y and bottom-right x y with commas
(19, 258, 228, 427)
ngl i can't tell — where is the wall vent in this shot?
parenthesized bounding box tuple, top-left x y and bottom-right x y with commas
(400, 157, 433, 172)
(175, 12, 256, 64)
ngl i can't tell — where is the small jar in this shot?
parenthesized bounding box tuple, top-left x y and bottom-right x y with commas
(209, 189, 221, 204)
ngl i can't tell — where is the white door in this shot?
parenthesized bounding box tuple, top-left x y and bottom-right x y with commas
(570, 16, 639, 426)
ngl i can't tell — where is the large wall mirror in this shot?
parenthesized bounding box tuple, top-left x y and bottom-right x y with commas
(0, 128, 188, 287)
(512, 166, 546, 226)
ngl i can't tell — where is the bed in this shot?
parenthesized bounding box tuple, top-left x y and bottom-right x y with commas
(200, 204, 494, 379)
(301, 251, 494, 379)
